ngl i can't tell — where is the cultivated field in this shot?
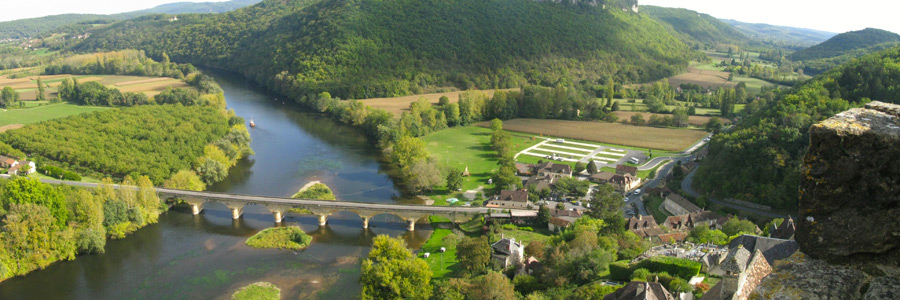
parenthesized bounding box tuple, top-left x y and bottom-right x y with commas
(666, 66, 736, 90)
(0, 103, 109, 126)
(479, 119, 708, 151)
(614, 111, 731, 127)
(0, 74, 187, 101)
(360, 89, 514, 115)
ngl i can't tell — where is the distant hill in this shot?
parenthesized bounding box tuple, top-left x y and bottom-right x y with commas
(790, 28, 900, 74)
(0, 0, 262, 39)
(722, 19, 836, 47)
(75, 0, 696, 99)
(642, 6, 746, 47)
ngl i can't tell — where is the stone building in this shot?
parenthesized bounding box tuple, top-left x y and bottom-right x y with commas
(662, 193, 702, 216)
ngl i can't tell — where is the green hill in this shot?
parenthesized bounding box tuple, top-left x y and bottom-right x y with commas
(722, 19, 836, 48)
(789, 28, 900, 74)
(75, 0, 696, 100)
(695, 46, 900, 210)
(0, 0, 261, 39)
(642, 6, 746, 47)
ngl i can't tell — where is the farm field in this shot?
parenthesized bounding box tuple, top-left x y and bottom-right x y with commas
(0, 103, 109, 126)
(614, 111, 731, 127)
(479, 119, 708, 152)
(0, 74, 188, 101)
(665, 66, 736, 91)
(359, 89, 514, 115)
(618, 98, 745, 117)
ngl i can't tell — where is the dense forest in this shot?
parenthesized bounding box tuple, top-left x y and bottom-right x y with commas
(0, 105, 246, 185)
(0, 0, 261, 39)
(695, 46, 900, 210)
(642, 6, 746, 49)
(790, 28, 900, 74)
(0, 176, 166, 281)
(721, 19, 836, 48)
(74, 0, 696, 100)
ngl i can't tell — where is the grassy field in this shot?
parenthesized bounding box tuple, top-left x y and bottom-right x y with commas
(0, 103, 109, 126)
(666, 66, 736, 90)
(614, 111, 730, 127)
(417, 228, 459, 279)
(645, 195, 669, 224)
(0, 74, 188, 101)
(359, 89, 513, 115)
(422, 126, 540, 193)
(479, 119, 707, 152)
(490, 226, 553, 246)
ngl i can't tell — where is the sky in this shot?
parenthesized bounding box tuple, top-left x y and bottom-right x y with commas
(640, 0, 900, 34)
(0, 0, 230, 22)
(2, 0, 899, 35)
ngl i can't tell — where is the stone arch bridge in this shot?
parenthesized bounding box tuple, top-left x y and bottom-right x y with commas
(10, 176, 517, 231)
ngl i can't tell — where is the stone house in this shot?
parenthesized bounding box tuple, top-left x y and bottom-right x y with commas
(615, 164, 638, 176)
(610, 174, 641, 191)
(590, 171, 616, 184)
(486, 190, 529, 209)
(702, 246, 772, 300)
(603, 281, 675, 300)
(491, 236, 525, 269)
(515, 163, 534, 176)
(534, 162, 572, 179)
(662, 193, 702, 216)
(6, 160, 36, 176)
(548, 208, 582, 232)
(662, 211, 721, 232)
(627, 215, 664, 239)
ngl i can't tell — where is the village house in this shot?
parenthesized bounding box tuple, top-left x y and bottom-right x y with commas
(662, 193, 702, 216)
(0, 156, 18, 168)
(702, 246, 772, 300)
(663, 211, 723, 232)
(589, 171, 616, 184)
(616, 164, 638, 176)
(515, 163, 534, 176)
(548, 208, 583, 232)
(1, 156, 36, 176)
(486, 190, 530, 209)
(603, 281, 676, 300)
(610, 174, 641, 191)
(534, 162, 572, 179)
(626, 215, 664, 239)
(491, 235, 525, 269)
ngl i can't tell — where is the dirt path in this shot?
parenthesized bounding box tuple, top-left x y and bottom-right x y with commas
(0, 124, 23, 133)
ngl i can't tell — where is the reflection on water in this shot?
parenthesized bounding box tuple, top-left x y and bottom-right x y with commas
(0, 71, 427, 299)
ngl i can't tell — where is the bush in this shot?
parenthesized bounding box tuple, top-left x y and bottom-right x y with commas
(519, 226, 533, 232)
(246, 226, 313, 250)
(232, 282, 280, 300)
(634, 256, 701, 279)
(609, 261, 633, 281)
(631, 268, 651, 281)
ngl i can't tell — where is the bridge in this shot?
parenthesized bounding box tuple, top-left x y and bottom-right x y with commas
(11, 176, 525, 231)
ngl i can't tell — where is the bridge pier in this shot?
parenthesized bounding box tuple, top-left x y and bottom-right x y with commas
(362, 216, 371, 229)
(317, 214, 328, 226)
(230, 207, 243, 219)
(407, 218, 417, 231)
(273, 210, 284, 223)
(191, 203, 203, 215)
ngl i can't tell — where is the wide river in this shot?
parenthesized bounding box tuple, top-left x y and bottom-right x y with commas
(0, 72, 431, 299)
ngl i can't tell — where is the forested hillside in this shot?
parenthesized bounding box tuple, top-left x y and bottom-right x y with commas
(695, 46, 900, 210)
(642, 6, 746, 48)
(0, 0, 261, 39)
(790, 28, 900, 74)
(75, 0, 696, 99)
(722, 19, 836, 48)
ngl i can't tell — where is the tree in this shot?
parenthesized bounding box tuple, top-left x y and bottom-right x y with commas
(574, 162, 586, 174)
(2, 203, 76, 276)
(409, 159, 443, 193)
(587, 184, 623, 220)
(446, 167, 462, 191)
(611, 101, 620, 111)
(456, 235, 491, 275)
(672, 107, 689, 127)
(163, 170, 206, 191)
(72, 189, 106, 254)
(587, 161, 599, 174)
(525, 240, 546, 260)
(392, 136, 428, 174)
(36, 77, 45, 101)
(466, 272, 515, 300)
(491, 163, 521, 193)
(569, 283, 618, 300)
(630, 114, 646, 125)
(705, 117, 722, 133)
(1, 177, 69, 229)
(721, 217, 758, 236)
(197, 158, 228, 185)
(537, 205, 550, 227)
(555, 177, 589, 197)
(137, 175, 160, 224)
(0, 86, 19, 108)
(360, 235, 433, 300)
(438, 95, 450, 106)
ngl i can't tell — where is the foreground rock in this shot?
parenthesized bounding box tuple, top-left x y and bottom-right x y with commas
(798, 101, 900, 265)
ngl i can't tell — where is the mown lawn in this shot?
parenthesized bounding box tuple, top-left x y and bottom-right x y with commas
(422, 126, 539, 200)
(645, 195, 669, 224)
(417, 228, 459, 279)
(0, 103, 108, 126)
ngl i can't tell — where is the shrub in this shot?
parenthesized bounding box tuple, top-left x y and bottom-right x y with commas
(634, 256, 701, 279)
(519, 226, 533, 232)
(609, 261, 633, 281)
(246, 226, 313, 250)
(631, 268, 651, 281)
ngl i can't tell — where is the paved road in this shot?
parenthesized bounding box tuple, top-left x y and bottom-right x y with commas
(4, 175, 528, 215)
(681, 167, 787, 218)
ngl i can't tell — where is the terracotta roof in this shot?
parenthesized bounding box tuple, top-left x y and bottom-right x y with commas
(535, 162, 572, 175)
(603, 281, 675, 300)
(524, 176, 553, 191)
(591, 172, 616, 182)
(616, 164, 638, 176)
(550, 208, 582, 218)
(657, 232, 689, 243)
(610, 174, 638, 185)
(498, 190, 528, 202)
(665, 194, 702, 213)
(627, 215, 665, 238)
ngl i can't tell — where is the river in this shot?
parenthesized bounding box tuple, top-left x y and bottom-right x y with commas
(0, 72, 431, 299)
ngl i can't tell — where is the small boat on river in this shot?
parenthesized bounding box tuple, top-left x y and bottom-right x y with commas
(249, 117, 256, 128)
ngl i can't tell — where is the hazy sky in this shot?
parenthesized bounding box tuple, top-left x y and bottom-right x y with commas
(641, 0, 900, 34)
(0, 0, 229, 22)
(2, 0, 899, 35)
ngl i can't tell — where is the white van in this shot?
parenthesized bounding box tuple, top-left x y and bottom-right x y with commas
(630, 157, 640, 164)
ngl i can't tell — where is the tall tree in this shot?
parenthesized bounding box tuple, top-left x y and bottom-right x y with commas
(36, 77, 45, 101)
(466, 272, 516, 300)
(1, 177, 69, 228)
(360, 235, 433, 300)
(446, 167, 462, 191)
(0, 86, 18, 108)
(456, 235, 491, 276)
(587, 184, 623, 220)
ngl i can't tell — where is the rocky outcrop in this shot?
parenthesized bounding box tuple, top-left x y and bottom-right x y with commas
(797, 101, 900, 265)
(752, 101, 900, 299)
